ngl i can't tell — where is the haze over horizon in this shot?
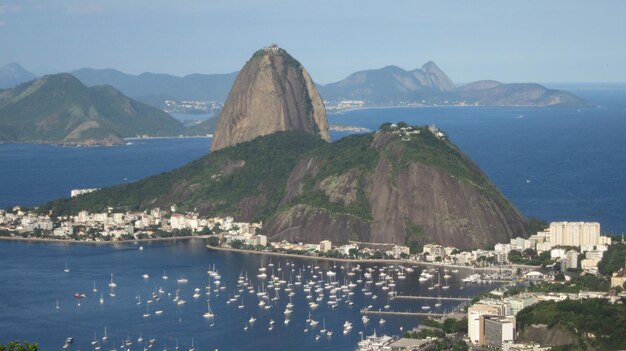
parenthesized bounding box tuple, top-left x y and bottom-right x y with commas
(1, 0, 625, 84)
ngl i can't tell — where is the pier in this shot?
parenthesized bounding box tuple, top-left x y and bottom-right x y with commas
(360, 308, 447, 317)
(392, 295, 472, 301)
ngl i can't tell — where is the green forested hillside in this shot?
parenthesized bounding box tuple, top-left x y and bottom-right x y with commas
(42, 131, 325, 219)
(0, 73, 185, 145)
(517, 299, 626, 350)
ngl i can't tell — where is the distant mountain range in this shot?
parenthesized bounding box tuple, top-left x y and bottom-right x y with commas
(0, 62, 587, 110)
(0, 63, 37, 89)
(318, 62, 456, 103)
(318, 62, 587, 107)
(70, 68, 238, 105)
(0, 73, 188, 145)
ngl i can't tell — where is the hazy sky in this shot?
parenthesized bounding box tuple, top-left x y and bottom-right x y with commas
(1, 0, 624, 84)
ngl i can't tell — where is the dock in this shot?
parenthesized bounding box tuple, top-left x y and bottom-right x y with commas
(392, 295, 472, 301)
(360, 308, 447, 317)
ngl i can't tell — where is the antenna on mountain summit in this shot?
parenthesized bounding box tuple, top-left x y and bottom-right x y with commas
(265, 43, 280, 52)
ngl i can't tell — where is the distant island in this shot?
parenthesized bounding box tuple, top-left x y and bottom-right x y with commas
(319, 62, 588, 108)
(0, 61, 588, 113)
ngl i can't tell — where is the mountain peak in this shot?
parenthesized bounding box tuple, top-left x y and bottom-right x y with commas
(0, 62, 37, 89)
(210, 46, 330, 151)
(414, 61, 455, 91)
(421, 60, 439, 71)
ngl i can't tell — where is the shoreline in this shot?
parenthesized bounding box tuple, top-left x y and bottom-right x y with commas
(327, 104, 592, 115)
(0, 235, 208, 245)
(205, 245, 524, 271)
(124, 135, 212, 141)
(0, 236, 535, 271)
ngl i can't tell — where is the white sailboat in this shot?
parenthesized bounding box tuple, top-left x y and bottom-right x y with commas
(102, 326, 109, 341)
(64, 263, 70, 273)
(93, 280, 98, 293)
(203, 301, 214, 319)
(143, 303, 151, 318)
(238, 295, 244, 309)
(108, 273, 117, 288)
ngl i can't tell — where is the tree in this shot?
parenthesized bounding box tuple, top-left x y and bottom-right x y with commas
(508, 250, 524, 264)
(198, 226, 212, 235)
(527, 217, 549, 236)
(230, 239, 244, 249)
(206, 236, 219, 247)
(348, 248, 359, 259)
(598, 243, 626, 276)
(0, 341, 38, 351)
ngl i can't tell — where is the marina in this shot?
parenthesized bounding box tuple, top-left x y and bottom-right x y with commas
(0, 239, 501, 351)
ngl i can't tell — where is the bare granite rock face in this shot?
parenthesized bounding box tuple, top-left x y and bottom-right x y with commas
(263, 128, 527, 250)
(210, 45, 330, 151)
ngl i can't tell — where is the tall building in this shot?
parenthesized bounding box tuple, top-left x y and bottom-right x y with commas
(255, 235, 267, 246)
(549, 222, 600, 247)
(482, 316, 516, 348)
(468, 302, 508, 344)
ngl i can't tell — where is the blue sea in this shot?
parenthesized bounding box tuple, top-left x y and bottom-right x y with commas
(1, 88, 625, 233)
(1, 88, 625, 349)
(0, 240, 494, 350)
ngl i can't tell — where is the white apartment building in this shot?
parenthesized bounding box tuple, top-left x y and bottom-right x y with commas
(255, 235, 267, 246)
(319, 240, 332, 253)
(549, 222, 600, 247)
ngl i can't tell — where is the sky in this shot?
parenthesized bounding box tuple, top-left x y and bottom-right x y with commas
(1, 0, 625, 84)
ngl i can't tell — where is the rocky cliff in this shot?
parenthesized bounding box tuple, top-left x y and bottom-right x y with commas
(210, 45, 330, 151)
(263, 124, 527, 250)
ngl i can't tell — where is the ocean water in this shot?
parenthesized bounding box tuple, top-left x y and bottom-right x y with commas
(1, 89, 625, 349)
(328, 102, 626, 235)
(0, 240, 493, 350)
(1, 89, 625, 233)
(0, 137, 211, 209)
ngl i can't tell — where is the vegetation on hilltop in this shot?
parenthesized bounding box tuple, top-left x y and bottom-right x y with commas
(379, 122, 515, 214)
(285, 133, 379, 221)
(40, 131, 325, 219)
(516, 299, 626, 350)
